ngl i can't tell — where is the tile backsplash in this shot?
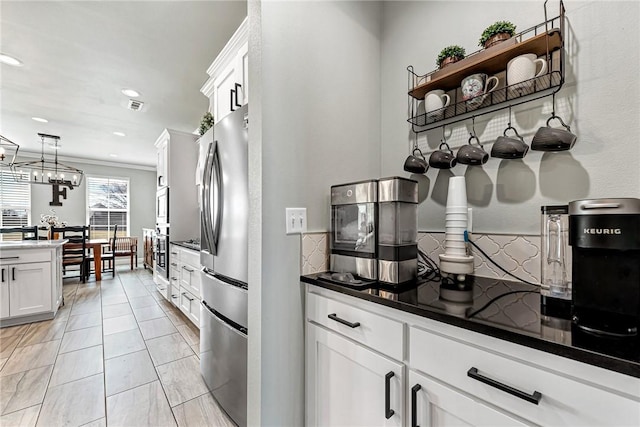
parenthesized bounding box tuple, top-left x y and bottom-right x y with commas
(301, 231, 541, 284)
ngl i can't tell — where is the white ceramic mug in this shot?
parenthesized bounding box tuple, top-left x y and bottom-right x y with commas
(424, 89, 451, 113)
(507, 53, 547, 86)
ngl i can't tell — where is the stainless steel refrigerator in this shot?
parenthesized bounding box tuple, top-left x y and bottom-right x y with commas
(199, 104, 248, 427)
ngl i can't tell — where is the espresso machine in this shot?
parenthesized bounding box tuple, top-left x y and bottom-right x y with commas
(330, 180, 378, 280)
(569, 198, 640, 336)
(377, 177, 418, 284)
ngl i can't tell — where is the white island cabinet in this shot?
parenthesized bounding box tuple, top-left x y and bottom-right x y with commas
(305, 284, 640, 427)
(0, 240, 65, 327)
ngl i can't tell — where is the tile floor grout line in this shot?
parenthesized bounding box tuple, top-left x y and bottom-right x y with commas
(34, 277, 78, 427)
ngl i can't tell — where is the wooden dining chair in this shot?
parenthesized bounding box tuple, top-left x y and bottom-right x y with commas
(111, 236, 138, 270)
(52, 226, 88, 282)
(85, 225, 116, 280)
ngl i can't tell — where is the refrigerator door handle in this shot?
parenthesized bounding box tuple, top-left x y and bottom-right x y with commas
(211, 141, 223, 253)
(201, 141, 216, 255)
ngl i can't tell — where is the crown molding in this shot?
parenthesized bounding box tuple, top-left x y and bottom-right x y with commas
(201, 16, 248, 98)
(15, 150, 156, 171)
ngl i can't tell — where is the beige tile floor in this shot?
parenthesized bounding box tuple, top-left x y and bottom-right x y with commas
(0, 267, 236, 427)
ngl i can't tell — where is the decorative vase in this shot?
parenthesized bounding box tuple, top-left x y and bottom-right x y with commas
(484, 32, 512, 49)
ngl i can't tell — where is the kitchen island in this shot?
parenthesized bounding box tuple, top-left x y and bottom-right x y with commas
(0, 239, 66, 327)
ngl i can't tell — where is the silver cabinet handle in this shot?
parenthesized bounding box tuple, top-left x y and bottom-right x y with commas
(0, 256, 19, 260)
(181, 292, 195, 302)
(170, 263, 178, 267)
(182, 266, 194, 273)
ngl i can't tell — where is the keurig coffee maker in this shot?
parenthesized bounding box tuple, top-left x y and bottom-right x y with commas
(569, 198, 640, 336)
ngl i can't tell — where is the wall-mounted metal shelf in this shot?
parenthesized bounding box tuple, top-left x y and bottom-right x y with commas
(407, 0, 566, 133)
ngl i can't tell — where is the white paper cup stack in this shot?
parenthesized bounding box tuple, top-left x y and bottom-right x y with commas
(439, 176, 474, 280)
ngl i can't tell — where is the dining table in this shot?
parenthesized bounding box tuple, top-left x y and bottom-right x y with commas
(86, 239, 110, 281)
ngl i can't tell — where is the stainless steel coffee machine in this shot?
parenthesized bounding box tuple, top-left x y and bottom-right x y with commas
(569, 198, 640, 336)
(330, 180, 378, 280)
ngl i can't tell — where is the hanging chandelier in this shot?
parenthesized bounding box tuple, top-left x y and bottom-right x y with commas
(12, 133, 84, 189)
(0, 134, 20, 167)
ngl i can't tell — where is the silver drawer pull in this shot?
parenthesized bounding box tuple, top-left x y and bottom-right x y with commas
(0, 256, 19, 260)
(181, 292, 194, 302)
(182, 266, 194, 273)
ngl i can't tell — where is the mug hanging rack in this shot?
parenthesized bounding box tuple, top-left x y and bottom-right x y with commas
(407, 0, 565, 133)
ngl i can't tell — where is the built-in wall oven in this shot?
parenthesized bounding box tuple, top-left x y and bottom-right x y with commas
(155, 226, 169, 278)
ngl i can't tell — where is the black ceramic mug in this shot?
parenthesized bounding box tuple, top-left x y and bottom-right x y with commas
(457, 135, 489, 165)
(531, 114, 577, 151)
(491, 126, 529, 159)
(429, 142, 457, 169)
(404, 148, 429, 174)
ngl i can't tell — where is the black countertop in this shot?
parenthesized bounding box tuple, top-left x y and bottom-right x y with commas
(170, 241, 200, 251)
(301, 273, 640, 378)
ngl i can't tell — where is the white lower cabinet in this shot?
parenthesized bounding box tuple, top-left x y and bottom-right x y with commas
(9, 262, 52, 317)
(306, 323, 403, 427)
(1, 277, 9, 318)
(305, 285, 640, 427)
(408, 370, 526, 427)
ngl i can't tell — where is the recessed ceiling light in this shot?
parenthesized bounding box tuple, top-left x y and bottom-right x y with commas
(113, 131, 126, 137)
(121, 88, 140, 97)
(50, 145, 62, 150)
(109, 154, 118, 158)
(0, 53, 23, 67)
(32, 117, 49, 123)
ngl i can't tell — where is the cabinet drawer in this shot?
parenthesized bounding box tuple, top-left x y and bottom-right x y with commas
(180, 248, 200, 269)
(179, 286, 199, 328)
(307, 291, 404, 361)
(410, 326, 640, 426)
(0, 249, 51, 265)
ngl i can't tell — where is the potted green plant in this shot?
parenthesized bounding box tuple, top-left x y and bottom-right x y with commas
(479, 21, 517, 49)
(436, 45, 466, 69)
(199, 112, 215, 136)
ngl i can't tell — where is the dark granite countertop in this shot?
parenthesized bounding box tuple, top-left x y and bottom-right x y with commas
(301, 273, 640, 378)
(170, 241, 200, 251)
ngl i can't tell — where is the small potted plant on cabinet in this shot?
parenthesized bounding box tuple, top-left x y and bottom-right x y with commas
(436, 45, 466, 69)
(479, 21, 517, 49)
(199, 112, 215, 136)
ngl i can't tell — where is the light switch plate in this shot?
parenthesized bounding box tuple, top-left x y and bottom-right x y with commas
(285, 208, 307, 235)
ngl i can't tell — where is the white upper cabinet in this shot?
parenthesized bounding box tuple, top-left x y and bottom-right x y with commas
(201, 17, 248, 122)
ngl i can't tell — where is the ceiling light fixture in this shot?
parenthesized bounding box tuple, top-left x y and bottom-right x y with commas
(0, 53, 23, 67)
(32, 117, 49, 123)
(113, 131, 126, 137)
(121, 88, 140, 97)
(12, 133, 84, 189)
(109, 154, 118, 158)
(0, 134, 20, 167)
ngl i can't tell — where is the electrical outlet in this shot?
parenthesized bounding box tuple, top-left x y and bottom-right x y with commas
(285, 208, 307, 235)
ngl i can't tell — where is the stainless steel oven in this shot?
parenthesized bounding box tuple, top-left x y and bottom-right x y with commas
(155, 226, 169, 278)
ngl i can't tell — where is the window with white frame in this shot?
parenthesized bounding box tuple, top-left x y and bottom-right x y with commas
(0, 170, 31, 238)
(86, 176, 129, 239)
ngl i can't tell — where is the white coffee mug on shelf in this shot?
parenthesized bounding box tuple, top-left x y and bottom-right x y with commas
(424, 89, 451, 114)
(507, 53, 548, 86)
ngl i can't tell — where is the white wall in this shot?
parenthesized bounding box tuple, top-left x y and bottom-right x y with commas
(248, 1, 382, 425)
(381, 0, 640, 234)
(22, 156, 156, 256)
